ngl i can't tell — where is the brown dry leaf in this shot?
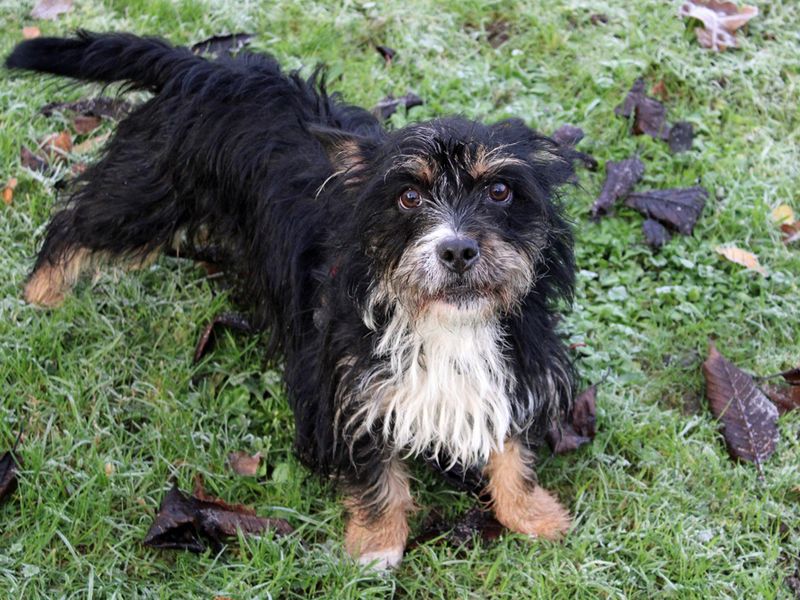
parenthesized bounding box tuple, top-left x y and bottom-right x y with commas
(73, 115, 102, 135)
(590, 156, 645, 220)
(763, 384, 800, 415)
(715, 246, 767, 275)
(2, 178, 18, 206)
(625, 187, 707, 235)
(194, 312, 258, 363)
(702, 342, 778, 476)
(546, 385, 597, 454)
(771, 204, 795, 224)
(143, 478, 293, 553)
(678, 1, 758, 51)
(651, 80, 669, 101)
(30, 0, 73, 20)
(642, 218, 672, 249)
(22, 26, 41, 40)
(408, 507, 503, 550)
(40, 130, 72, 159)
(615, 79, 670, 141)
(73, 131, 110, 155)
(20, 146, 48, 172)
(0, 433, 23, 504)
(780, 222, 800, 245)
(227, 451, 262, 477)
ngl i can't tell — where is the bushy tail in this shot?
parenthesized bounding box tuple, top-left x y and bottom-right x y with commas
(5, 30, 199, 92)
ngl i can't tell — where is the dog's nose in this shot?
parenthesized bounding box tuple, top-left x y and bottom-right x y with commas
(436, 236, 480, 274)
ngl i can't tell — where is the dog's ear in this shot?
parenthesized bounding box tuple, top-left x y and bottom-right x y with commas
(309, 125, 373, 174)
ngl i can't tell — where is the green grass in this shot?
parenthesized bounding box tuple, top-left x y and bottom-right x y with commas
(1, 0, 799, 597)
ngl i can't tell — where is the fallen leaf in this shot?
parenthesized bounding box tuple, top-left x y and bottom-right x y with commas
(0, 433, 22, 504)
(715, 246, 767, 275)
(589, 13, 609, 25)
(642, 218, 672, 249)
(486, 20, 511, 48)
(375, 45, 396, 66)
(31, 0, 73, 20)
(20, 146, 48, 172)
(72, 115, 102, 135)
(191, 33, 253, 56)
(678, 1, 758, 51)
(194, 312, 258, 363)
(776, 367, 800, 385)
(227, 451, 262, 477)
(551, 124, 585, 147)
(73, 131, 111, 155)
(668, 121, 695, 153)
(143, 479, 293, 553)
(703, 342, 778, 475)
(615, 79, 669, 140)
(546, 385, 597, 454)
(22, 26, 41, 40)
(780, 222, 800, 245)
(2, 178, 18, 206)
(590, 156, 645, 220)
(372, 92, 424, 121)
(763, 384, 800, 415)
(408, 507, 503, 550)
(40, 97, 131, 120)
(770, 204, 795, 224)
(40, 130, 72, 159)
(625, 187, 707, 235)
(651, 80, 669, 101)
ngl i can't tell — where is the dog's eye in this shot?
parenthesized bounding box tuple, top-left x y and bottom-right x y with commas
(488, 182, 512, 203)
(398, 188, 423, 210)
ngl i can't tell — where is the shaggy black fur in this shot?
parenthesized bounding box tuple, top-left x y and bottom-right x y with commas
(6, 32, 577, 517)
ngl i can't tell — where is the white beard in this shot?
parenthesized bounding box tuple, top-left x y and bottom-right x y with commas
(347, 300, 515, 468)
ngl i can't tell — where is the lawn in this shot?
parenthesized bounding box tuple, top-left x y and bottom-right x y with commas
(1, 0, 799, 598)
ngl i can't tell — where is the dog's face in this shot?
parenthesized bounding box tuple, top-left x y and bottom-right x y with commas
(325, 117, 575, 322)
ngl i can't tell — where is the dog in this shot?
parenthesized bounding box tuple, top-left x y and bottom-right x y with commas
(6, 31, 578, 569)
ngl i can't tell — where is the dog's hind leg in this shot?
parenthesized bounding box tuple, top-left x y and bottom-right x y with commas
(344, 458, 415, 570)
(484, 438, 571, 540)
(24, 153, 184, 307)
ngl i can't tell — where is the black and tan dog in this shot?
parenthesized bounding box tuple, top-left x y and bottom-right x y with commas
(7, 31, 578, 569)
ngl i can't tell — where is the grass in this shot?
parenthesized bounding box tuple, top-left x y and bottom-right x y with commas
(1, 0, 799, 597)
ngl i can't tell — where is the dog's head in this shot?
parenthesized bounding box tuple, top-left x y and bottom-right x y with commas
(319, 117, 576, 324)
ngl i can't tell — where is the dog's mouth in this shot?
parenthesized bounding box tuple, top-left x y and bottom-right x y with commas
(431, 282, 497, 305)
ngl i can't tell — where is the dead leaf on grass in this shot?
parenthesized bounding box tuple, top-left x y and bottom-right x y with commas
(227, 451, 262, 477)
(625, 187, 707, 235)
(20, 146, 48, 172)
(678, 1, 758, 51)
(550, 124, 598, 171)
(780, 222, 800, 245)
(372, 92, 424, 121)
(668, 121, 695, 153)
(72, 115, 102, 135)
(0, 433, 23, 504)
(2, 178, 18, 206)
(191, 33, 253, 56)
(408, 507, 503, 550)
(40, 130, 72, 160)
(73, 131, 111, 155)
(375, 45, 396, 66)
(546, 384, 597, 454)
(194, 312, 258, 363)
(30, 0, 73, 20)
(143, 477, 293, 553)
(41, 97, 131, 120)
(703, 342, 778, 476)
(715, 246, 767, 275)
(590, 156, 645, 220)
(615, 79, 669, 140)
(770, 204, 795, 224)
(642, 218, 672, 249)
(22, 26, 41, 40)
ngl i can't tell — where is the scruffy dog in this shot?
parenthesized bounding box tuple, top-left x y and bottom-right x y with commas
(7, 32, 578, 569)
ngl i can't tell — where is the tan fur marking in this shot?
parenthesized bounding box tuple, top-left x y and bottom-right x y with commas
(468, 146, 526, 180)
(23, 248, 90, 308)
(344, 460, 414, 569)
(484, 439, 571, 540)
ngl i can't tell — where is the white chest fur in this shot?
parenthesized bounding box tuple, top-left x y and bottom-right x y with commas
(352, 304, 515, 468)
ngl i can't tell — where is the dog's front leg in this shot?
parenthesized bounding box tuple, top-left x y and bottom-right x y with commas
(484, 438, 571, 540)
(344, 457, 414, 570)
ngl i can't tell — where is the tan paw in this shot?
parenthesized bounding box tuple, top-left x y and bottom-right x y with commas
(494, 485, 572, 541)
